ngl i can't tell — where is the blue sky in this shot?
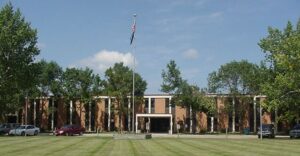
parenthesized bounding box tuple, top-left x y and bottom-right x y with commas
(1, 0, 299, 93)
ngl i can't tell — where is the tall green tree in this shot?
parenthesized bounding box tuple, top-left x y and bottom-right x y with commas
(104, 62, 147, 132)
(175, 81, 216, 133)
(0, 3, 40, 121)
(207, 60, 262, 132)
(37, 60, 63, 97)
(162, 60, 215, 133)
(161, 60, 183, 94)
(62, 67, 98, 125)
(259, 19, 300, 125)
(208, 60, 261, 94)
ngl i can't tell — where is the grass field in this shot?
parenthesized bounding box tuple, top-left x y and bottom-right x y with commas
(0, 136, 300, 156)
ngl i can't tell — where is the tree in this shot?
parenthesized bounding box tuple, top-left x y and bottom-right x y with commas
(62, 67, 99, 125)
(207, 60, 262, 132)
(0, 3, 40, 121)
(91, 74, 104, 96)
(162, 60, 215, 133)
(208, 60, 261, 94)
(161, 60, 183, 94)
(104, 62, 147, 133)
(175, 81, 216, 133)
(37, 60, 63, 97)
(259, 19, 300, 126)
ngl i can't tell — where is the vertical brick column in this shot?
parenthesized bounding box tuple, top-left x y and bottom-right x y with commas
(40, 98, 49, 130)
(241, 101, 250, 130)
(95, 99, 105, 131)
(155, 98, 165, 113)
(75, 100, 85, 128)
(175, 105, 187, 128)
(217, 97, 228, 131)
(57, 99, 66, 128)
(196, 112, 207, 133)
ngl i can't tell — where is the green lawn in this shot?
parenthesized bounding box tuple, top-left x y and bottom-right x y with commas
(0, 136, 300, 156)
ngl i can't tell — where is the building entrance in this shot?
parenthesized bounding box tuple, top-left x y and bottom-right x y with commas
(150, 118, 170, 133)
(136, 114, 173, 134)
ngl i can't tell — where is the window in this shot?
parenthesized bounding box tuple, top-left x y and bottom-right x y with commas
(151, 98, 155, 108)
(144, 99, 149, 108)
(27, 126, 34, 129)
(165, 98, 170, 108)
(105, 99, 108, 108)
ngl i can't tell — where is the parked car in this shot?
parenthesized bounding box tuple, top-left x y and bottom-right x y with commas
(0, 123, 20, 135)
(289, 124, 300, 138)
(9, 125, 40, 136)
(257, 124, 275, 138)
(54, 125, 85, 136)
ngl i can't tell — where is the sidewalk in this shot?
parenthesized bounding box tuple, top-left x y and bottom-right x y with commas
(42, 132, 290, 139)
(80, 133, 270, 139)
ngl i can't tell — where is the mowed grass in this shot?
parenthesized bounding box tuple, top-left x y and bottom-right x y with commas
(0, 136, 300, 156)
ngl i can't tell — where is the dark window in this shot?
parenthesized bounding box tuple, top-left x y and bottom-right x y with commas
(144, 99, 149, 108)
(105, 99, 108, 108)
(151, 98, 155, 108)
(165, 98, 170, 108)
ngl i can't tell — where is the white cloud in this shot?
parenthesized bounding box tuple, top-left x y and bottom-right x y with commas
(79, 50, 134, 73)
(182, 48, 199, 60)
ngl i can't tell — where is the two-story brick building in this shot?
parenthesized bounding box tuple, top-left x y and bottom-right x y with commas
(18, 94, 273, 134)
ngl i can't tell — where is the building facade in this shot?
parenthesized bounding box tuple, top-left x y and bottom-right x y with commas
(18, 94, 274, 134)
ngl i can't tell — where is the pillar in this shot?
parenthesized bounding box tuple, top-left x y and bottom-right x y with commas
(253, 96, 257, 133)
(89, 101, 91, 131)
(232, 98, 235, 133)
(148, 98, 151, 113)
(128, 98, 131, 132)
(108, 98, 111, 131)
(51, 98, 54, 131)
(169, 97, 171, 114)
(34, 99, 36, 126)
(170, 116, 173, 135)
(190, 105, 192, 133)
(135, 115, 138, 134)
(211, 117, 214, 132)
(70, 100, 73, 125)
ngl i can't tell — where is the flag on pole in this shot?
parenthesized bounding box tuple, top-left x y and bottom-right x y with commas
(130, 18, 136, 45)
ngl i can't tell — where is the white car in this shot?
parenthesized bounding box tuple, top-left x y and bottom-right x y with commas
(9, 125, 40, 136)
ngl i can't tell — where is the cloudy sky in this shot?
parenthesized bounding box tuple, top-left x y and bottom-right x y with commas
(1, 0, 299, 93)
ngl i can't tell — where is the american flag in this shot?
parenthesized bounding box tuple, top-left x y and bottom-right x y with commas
(130, 19, 136, 45)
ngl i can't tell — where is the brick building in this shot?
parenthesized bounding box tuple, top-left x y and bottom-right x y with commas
(19, 94, 272, 134)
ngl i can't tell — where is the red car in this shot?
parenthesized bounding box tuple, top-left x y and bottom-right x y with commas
(54, 125, 85, 136)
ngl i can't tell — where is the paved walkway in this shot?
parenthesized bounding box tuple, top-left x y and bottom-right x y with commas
(42, 132, 290, 139)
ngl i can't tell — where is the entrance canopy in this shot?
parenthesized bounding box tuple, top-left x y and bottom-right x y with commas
(136, 114, 173, 134)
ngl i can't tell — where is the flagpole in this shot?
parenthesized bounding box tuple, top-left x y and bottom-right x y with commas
(131, 14, 137, 133)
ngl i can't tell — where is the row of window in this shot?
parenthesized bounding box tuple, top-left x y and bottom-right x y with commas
(103, 98, 175, 109)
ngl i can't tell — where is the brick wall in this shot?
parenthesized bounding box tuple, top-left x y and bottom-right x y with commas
(95, 99, 105, 131)
(175, 105, 187, 124)
(217, 97, 228, 130)
(57, 99, 66, 128)
(74, 100, 85, 128)
(196, 112, 207, 132)
(155, 98, 165, 113)
(39, 98, 49, 130)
